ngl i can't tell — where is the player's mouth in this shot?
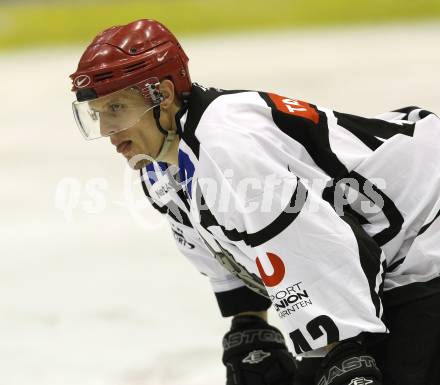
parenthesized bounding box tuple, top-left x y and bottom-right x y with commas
(116, 140, 133, 155)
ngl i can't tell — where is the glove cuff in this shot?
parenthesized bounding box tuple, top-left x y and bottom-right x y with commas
(231, 314, 268, 329)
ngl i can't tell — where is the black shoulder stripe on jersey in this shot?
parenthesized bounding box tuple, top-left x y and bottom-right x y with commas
(334, 112, 415, 146)
(342, 211, 385, 319)
(417, 208, 440, 237)
(392, 106, 421, 118)
(333, 112, 384, 151)
(418, 109, 436, 119)
(323, 171, 404, 247)
(258, 92, 348, 180)
(167, 202, 193, 227)
(178, 84, 246, 159)
(355, 172, 404, 247)
(175, 103, 200, 159)
(386, 257, 405, 272)
(322, 184, 371, 226)
(196, 177, 308, 248)
(343, 206, 371, 225)
(390, 106, 437, 121)
(176, 188, 191, 211)
(393, 211, 440, 271)
(214, 285, 272, 317)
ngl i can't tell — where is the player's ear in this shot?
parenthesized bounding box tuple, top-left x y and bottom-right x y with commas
(159, 79, 175, 109)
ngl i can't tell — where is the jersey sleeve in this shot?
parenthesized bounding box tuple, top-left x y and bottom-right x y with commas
(139, 165, 271, 317)
(196, 124, 388, 355)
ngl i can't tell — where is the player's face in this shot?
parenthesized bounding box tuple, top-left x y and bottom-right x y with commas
(90, 89, 164, 169)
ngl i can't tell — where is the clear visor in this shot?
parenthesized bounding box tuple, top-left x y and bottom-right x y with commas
(72, 78, 162, 140)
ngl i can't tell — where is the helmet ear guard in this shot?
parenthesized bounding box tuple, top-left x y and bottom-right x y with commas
(147, 82, 164, 105)
(138, 78, 165, 105)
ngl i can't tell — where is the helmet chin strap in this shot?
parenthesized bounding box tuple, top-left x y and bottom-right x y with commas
(153, 105, 177, 161)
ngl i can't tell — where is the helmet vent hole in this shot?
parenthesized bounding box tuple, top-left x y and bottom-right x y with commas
(94, 71, 113, 82)
(123, 60, 148, 74)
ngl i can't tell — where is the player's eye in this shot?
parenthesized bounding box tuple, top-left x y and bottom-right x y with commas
(109, 103, 124, 113)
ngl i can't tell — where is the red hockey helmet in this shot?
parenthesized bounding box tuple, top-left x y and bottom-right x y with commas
(70, 19, 191, 102)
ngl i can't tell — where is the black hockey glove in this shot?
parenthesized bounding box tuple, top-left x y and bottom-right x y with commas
(315, 340, 382, 385)
(222, 315, 296, 385)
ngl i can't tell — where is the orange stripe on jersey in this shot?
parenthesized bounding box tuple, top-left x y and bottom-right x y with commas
(267, 93, 319, 124)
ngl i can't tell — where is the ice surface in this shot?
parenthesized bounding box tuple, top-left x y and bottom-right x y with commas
(0, 23, 439, 385)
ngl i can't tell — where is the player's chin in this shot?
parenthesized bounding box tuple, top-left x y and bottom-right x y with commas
(125, 150, 152, 170)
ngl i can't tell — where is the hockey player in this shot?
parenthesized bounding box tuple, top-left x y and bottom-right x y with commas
(69, 19, 440, 385)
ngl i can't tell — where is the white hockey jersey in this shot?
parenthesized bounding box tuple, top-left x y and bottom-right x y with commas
(140, 84, 440, 356)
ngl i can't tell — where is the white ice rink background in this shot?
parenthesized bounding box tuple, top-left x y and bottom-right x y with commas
(0, 22, 439, 385)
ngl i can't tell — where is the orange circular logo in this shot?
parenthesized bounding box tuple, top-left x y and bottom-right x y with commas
(256, 252, 286, 287)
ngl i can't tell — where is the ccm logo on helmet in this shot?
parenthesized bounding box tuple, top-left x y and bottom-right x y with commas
(74, 74, 92, 89)
(256, 252, 286, 287)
